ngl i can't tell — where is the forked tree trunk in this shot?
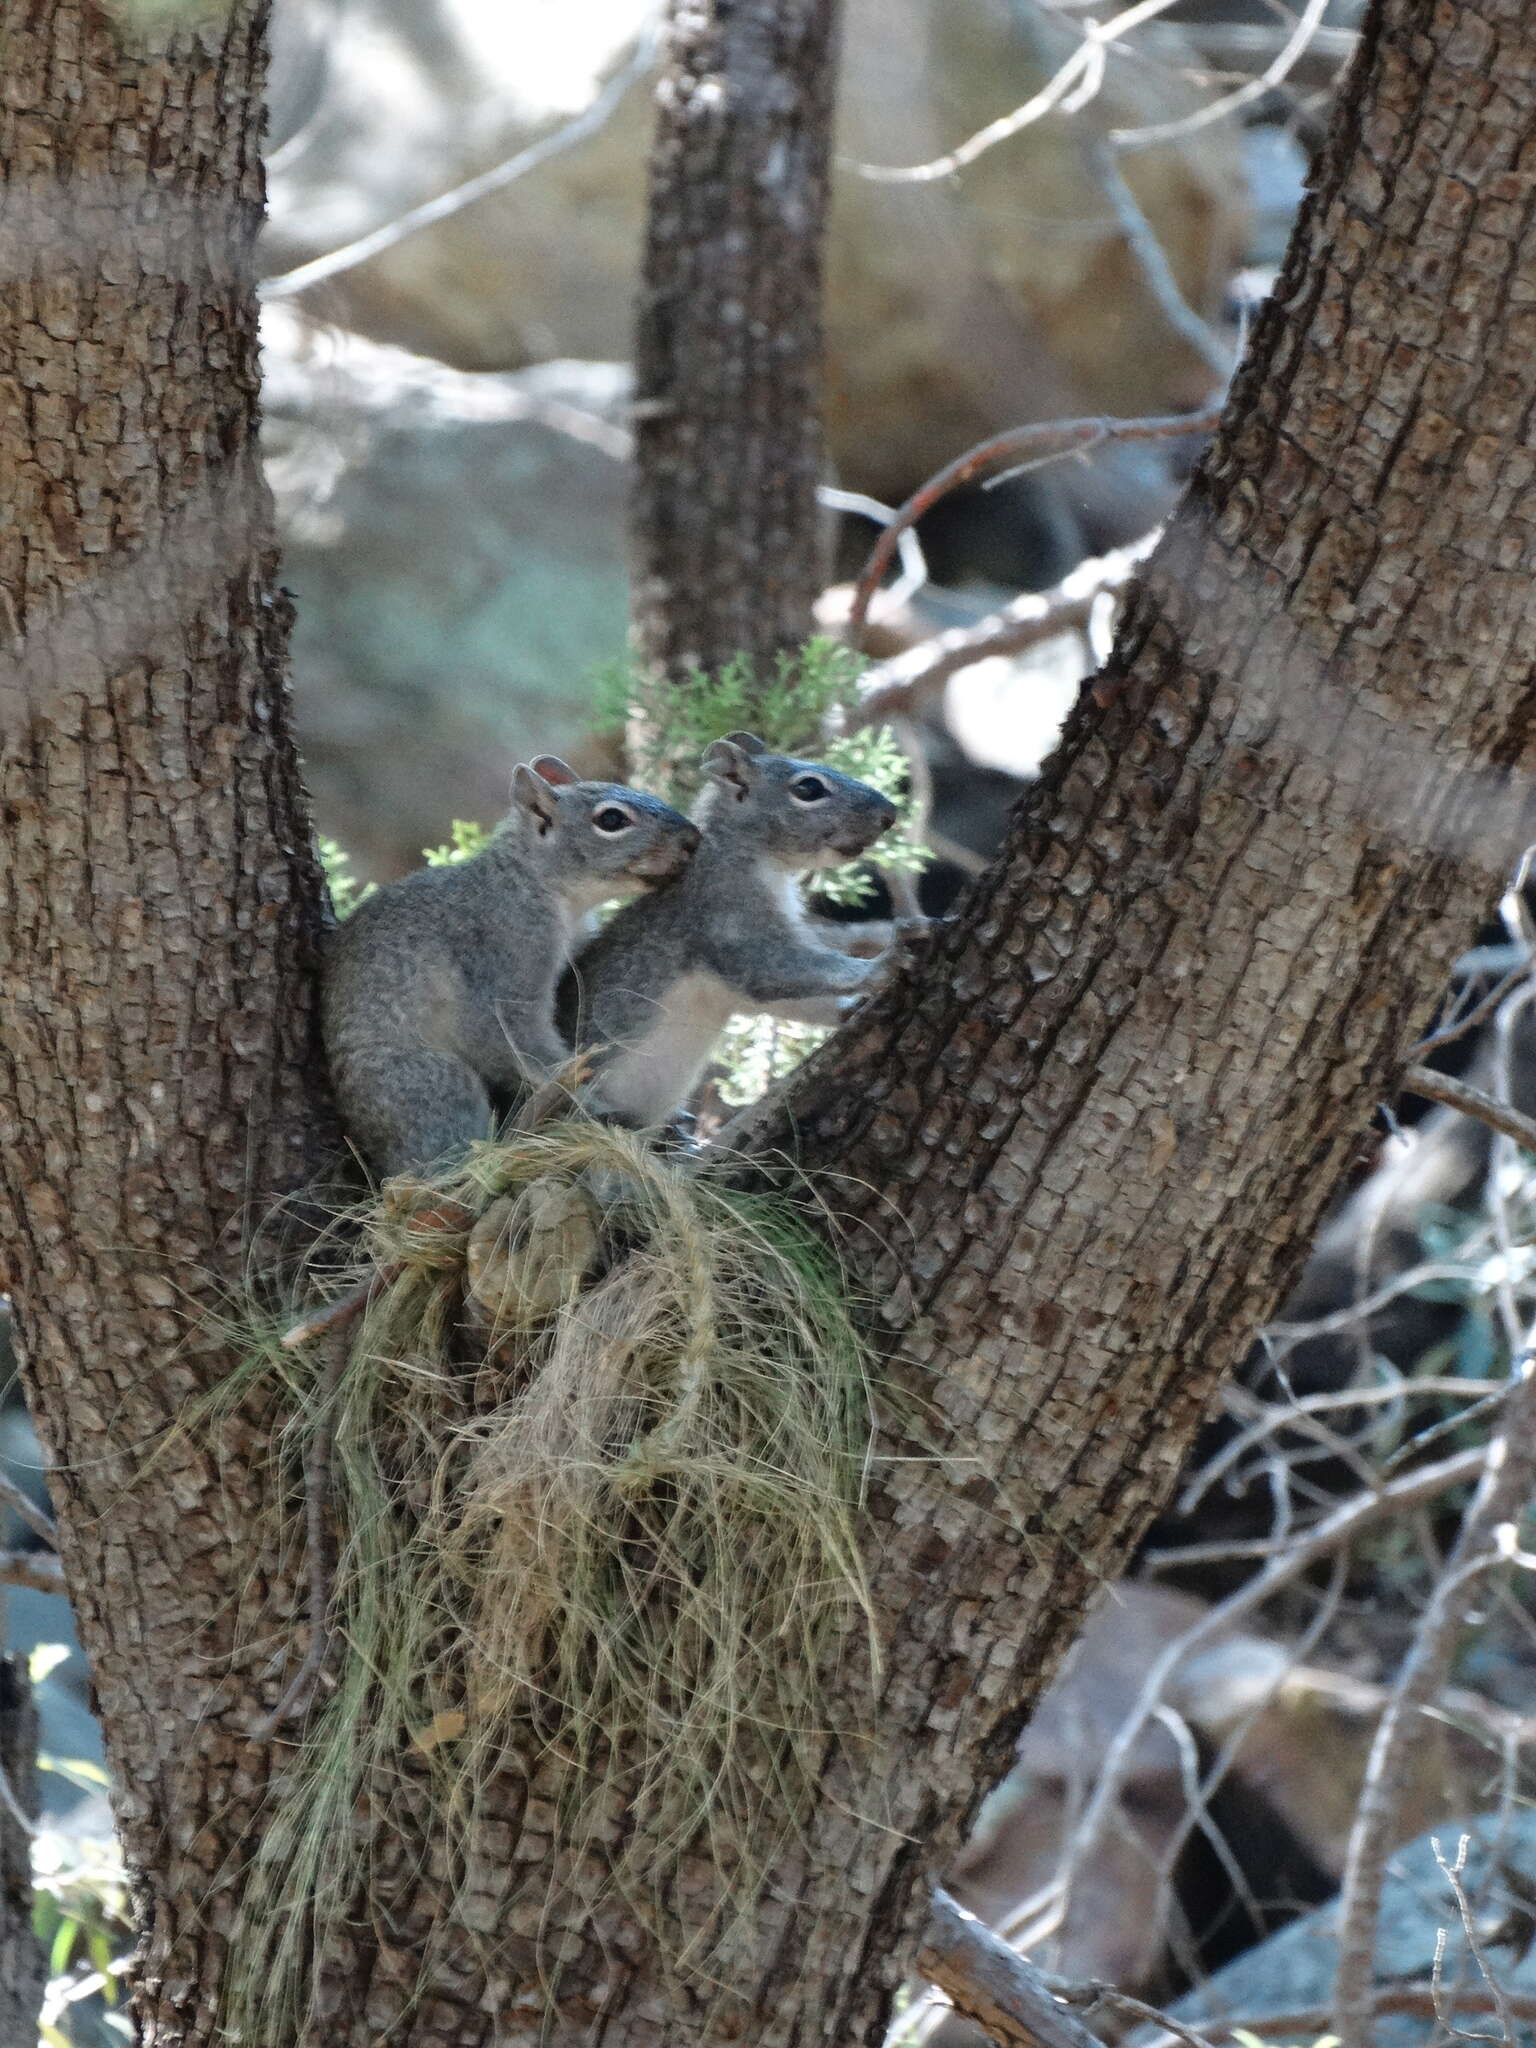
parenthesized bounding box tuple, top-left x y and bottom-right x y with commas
(3, 0, 1536, 2045)
(630, 0, 843, 679)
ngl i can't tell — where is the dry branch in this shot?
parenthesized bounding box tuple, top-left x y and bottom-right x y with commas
(1334, 1348, 1536, 2048)
(844, 537, 1155, 736)
(920, 1890, 1105, 2048)
(0, 1551, 64, 1596)
(0, 1476, 55, 1552)
(1403, 1063, 1536, 1154)
(847, 409, 1220, 638)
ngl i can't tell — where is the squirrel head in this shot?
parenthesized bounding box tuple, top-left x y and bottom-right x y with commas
(508, 757, 701, 908)
(697, 733, 899, 872)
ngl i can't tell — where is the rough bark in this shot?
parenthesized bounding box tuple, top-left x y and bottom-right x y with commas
(3, 1, 1536, 2047)
(0, 2, 329, 2042)
(630, 0, 842, 680)
(0, 1651, 44, 2048)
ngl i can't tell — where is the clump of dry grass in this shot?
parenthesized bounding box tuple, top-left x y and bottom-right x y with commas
(216, 1119, 884, 2036)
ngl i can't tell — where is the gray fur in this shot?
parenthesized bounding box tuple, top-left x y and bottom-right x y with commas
(561, 736, 898, 1127)
(323, 760, 700, 1177)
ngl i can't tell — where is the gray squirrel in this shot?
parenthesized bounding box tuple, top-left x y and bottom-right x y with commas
(560, 733, 898, 1128)
(322, 756, 700, 1177)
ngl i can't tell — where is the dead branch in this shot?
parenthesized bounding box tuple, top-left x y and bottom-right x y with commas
(843, 536, 1155, 736)
(1404, 1063, 1536, 1154)
(1139, 1988, 1536, 2048)
(0, 1473, 56, 1550)
(261, 31, 656, 301)
(848, 409, 1220, 639)
(1432, 1834, 1519, 2048)
(0, 1549, 65, 1596)
(1052, 1980, 1218, 2048)
(1112, 0, 1333, 152)
(1334, 1347, 1536, 2048)
(920, 1889, 1106, 2048)
(849, 0, 1183, 184)
(1083, 140, 1232, 379)
(1045, 1439, 1492, 1934)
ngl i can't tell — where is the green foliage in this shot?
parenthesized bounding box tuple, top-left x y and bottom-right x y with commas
(422, 818, 494, 867)
(319, 822, 492, 925)
(316, 837, 373, 921)
(597, 636, 929, 907)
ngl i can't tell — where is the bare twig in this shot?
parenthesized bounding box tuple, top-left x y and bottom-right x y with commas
(1044, 1440, 1491, 1927)
(1334, 1347, 1536, 2048)
(1052, 1979, 1218, 2048)
(1433, 1834, 1519, 2048)
(1083, 140, 1232, 379)
(920, 1889, 1106, 2048)
(261, 28, 657, 301)
(1404, 1064, 1536, 1155)
(0, 1472, 56, 1550)
(843, 535, 1155, 736)
(1138, 1988, 1536, 2048)
(1409, 962, 1534, 1060)
(0, 1548, 65, 1595)
(1112, 0, 1333, 151)
(848, 409, 1219, 639)
(848, 0, 1182, 184)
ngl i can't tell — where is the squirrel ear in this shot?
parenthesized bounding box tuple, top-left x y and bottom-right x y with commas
(721, 731, 767, 757)
(530, 754, 580, 787)
(511, 762, 561, 835)
(701, 735, 761, 799)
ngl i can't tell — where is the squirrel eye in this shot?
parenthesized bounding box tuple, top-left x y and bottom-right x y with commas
(592, 805, 634, 834)
(790, 775, 829, 803)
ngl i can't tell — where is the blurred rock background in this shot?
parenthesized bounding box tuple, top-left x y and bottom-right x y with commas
(255, 0, 1322, 874)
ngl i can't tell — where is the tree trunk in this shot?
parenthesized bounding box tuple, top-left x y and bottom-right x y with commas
(4, 1, 1536, 2046)
(0, 3, 329, 2043)
(630, 0, 843, 680)
(0, 1650, 44, 2048)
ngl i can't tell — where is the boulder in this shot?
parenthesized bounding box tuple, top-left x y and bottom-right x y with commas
(1152, 1809, 1536, 2047)
(262, 0, 1247, 510)
(261, 308, 630, 876)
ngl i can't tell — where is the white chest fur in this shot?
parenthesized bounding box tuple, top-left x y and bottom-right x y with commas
(595, 970, 736, 1127)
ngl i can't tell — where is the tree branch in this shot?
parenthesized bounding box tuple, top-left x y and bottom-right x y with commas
(847, 407, 1220, 638)
(1334, 1348, 1536, 2048)
(1403, 1063, 1536, 1153)
(920, 1891, 1105, 2048)
(843, 538, 1155, 736)
(0, 1551, 65, 1597)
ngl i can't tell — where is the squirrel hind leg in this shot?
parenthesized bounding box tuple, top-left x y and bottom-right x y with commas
(335, 1050, 495, 1182)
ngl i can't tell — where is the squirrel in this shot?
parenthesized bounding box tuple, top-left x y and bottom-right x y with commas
(559, 733, 899, 1129)
(322, 756, 701, 1177)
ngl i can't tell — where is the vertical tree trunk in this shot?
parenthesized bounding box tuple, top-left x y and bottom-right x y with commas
(630, 0, 843, 680)
(0, 3, 328, 2042)
(0, 1650, 43, 2048)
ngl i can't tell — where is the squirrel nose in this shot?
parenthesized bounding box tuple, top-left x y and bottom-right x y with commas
(681, 822, 702, 854)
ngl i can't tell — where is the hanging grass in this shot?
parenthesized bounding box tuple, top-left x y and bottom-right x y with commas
(211, 1120, 888, 2038)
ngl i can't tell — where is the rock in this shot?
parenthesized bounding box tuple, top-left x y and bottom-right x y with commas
(261, 307, 630, 876)
(918, 1582, 1529, 2047)
(1151, 1809, 1536, 2047)
(263, 0, 1248, 512)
